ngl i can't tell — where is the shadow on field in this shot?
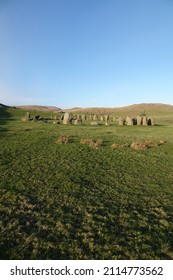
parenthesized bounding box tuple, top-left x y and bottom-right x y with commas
(0, 106, 12, 133)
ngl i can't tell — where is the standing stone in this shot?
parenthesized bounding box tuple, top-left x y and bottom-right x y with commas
(118, 117, 125, 125)
(137, 115, 142, 125)
(132, 118, 137, 125)
(74, 115, 82, 125)
(82, 114, 86, 121)
(93, 114, 98, 121)
(100, 116, 104, 121)
(126, 116, 132, 125)
(63, 113, 72, 124)
(142, 116, 148, 126)
(151, 118, 154, 126)
(104, 115, 109, 122)
(25, 112, 30, 121)
(22, 112, 31, 121)
(88, 114, 92, 120)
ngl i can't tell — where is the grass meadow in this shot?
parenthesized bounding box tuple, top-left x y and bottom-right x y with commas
(0, 107, 173, 259)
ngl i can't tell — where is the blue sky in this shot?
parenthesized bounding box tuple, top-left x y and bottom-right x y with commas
(0, 0, 173, 108)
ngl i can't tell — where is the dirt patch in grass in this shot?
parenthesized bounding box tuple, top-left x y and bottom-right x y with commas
(56, 135, 69, 144)
(80, 139, 103, 149)
(111, 140, 166, 150)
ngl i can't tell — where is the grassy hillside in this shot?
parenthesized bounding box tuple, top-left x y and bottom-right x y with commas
(64, 103, 173, 124)
(0, 106, 173, 259)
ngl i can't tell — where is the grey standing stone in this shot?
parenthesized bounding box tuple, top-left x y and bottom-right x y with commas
(74, 115, 82, 125)
(142, 116, 148, 126)
(126, 116, 132, 125)
(63, 113, 72, 124)
(118, 117, 125, 125)
(137, 115, 142, 125)
(93, 114, 98, 121)
(22, 112, 31, 121)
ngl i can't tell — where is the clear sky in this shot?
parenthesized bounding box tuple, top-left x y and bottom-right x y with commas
(0, 0, 173, 108)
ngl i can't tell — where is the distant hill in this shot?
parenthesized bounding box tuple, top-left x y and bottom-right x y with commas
(62, 103, 173, 115)
(1, 103, 173, 116)
(0, 103, 12, 108)
(16, 105, 62, 112)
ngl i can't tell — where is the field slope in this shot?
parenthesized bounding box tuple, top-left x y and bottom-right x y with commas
(0, 105, 173, 259)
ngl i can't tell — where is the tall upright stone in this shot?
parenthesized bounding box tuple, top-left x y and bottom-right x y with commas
(137, 115, 142, 125)
(142, 116, 148, 126)
(74, 115, 82, 125)
(104, 115, 109, 121)
(93, 114, 98, 121)
(82, 114, 86, 121)
(126, 116, 132, 125)
(118, 117, 125, 125)
(22, 112, 31, 121)
(151, 118, 154, 126)
(63, 113, 72, 124)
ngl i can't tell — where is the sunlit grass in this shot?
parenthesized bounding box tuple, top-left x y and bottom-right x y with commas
(0, 108, 173, 259)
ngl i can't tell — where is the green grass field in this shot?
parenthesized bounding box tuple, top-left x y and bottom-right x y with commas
(0, 106, 173, 259)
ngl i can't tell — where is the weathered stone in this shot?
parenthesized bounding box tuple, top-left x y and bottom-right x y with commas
(22, 112, 31, 121)
(100, 116, 104, 121)
(63, 113, 73, 124)
(90, 121, 98, 126)
(142, 116, 148, 126)
(118, 117, 125, 125)
(82, 114, 86, 120)
(93, 114, 98, 121)
(137, 115, 142, 125)
(104, 115, 109, 121)
(126, 116, 132, 125)
(74, 115, 82, 125)
(88, 114, 93, 120)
